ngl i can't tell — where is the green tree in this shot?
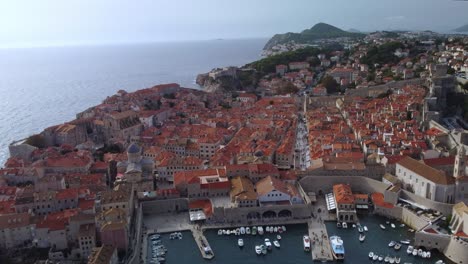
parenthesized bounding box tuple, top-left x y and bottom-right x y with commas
(278, 82, 299, 95)
(321, 76, 339, 94)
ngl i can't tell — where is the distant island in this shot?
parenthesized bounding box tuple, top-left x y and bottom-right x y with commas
(263, 22, 365, 50)
(454, 23, 468, 32)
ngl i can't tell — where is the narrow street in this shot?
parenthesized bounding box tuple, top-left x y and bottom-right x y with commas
(295, 114, 311, 170)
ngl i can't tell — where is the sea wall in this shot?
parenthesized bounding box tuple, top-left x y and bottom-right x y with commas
(444, 236, 468, 264)
(373, 206, 428, 231)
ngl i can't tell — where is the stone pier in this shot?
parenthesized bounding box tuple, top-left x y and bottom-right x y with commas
(191, 227, 215, 260)
(308, 220, 334, 262)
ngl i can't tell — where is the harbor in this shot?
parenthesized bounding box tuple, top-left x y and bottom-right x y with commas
(144, 214, 455, 264)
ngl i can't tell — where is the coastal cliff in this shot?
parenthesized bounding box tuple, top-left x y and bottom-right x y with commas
(196, 66, 259, 93)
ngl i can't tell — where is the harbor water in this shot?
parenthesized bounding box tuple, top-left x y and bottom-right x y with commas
(148, 215, 454, 264)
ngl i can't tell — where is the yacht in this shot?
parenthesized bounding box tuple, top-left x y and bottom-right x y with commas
(238, 238, 244, 247)
(218, 229, 223, 235)
(303, 235, 311, 252)
(388, 241, 396, 247)
(394, 243, 401, 250)
(258, 226, 264, 235)
(255, 245, 262, 255)
(273, 240, 280, 248)
(252, 226, 257, 235)
(329, 235, 345, 260)
(240, 227, 246, 235)
(406, 245, 413, 254)
(363, 225, 368, 232)
(264, 238, 272, 250)
(342, 222, 348, 229)
(359, 233, 366, 242)
(380, 224, 386, 230)
(277, 234, 282, 240)
(369, 252, 374, 259)
(246, 227, 251, 235)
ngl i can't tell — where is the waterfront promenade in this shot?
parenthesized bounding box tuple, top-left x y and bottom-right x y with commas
(308, 219, 333, 262)
(191, 225, 215, 260)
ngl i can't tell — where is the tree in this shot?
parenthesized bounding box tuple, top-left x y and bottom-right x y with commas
(321, 76, 340, 94)
(447, 67, 456, 75)
(278, 82, 299, 95)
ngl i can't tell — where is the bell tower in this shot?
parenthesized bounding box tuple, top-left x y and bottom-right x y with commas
(454, 146, 466, 178)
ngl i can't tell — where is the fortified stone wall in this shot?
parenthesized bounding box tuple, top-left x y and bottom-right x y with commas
(142, 198, 189, 215)
(444, 236, 468, 264)
(299, 175, 389, 194)
(346, 78, 424, 97)
(211, 204, 312, 223)
(400, 190, 453, 215)
(414, 232, 450, 252)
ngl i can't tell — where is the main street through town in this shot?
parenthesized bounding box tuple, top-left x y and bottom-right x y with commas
(295, 114, 311, 170)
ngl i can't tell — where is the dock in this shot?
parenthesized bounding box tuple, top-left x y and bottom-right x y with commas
(191, 227, 215, 260)
(308, 220, 334, 262)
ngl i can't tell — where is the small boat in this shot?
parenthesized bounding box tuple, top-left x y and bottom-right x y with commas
(342, 222, 348, 229)
(369, 252, 374, 259)
(408, 229, 415, 233)
(400, 239, 410, 245)
(391, 223, 396, 229)
(384, 255, 390, 263)
(426, 251, 431, 258)
(240, 227, 246, 235)
(373, 254, 379, 261)
(394, 243, 401, 250)
(222, 229, 227, 235)
(282, 226, 286, 232)
(236, 228, 240, 235)
(418, 248, 423, 257)
(395, 257, 400, 264)
(364, 226, 368, 232)
(258, 226, 264, 235)
(246, 227, 251, 235)
(278, 226, 283, 233)
(412, 248, 418, 256)
(269, 226, 274, 233)
(378, 255, 384, 261)
(238, 238, 244, 247)
(274, 226, 278, 233)
(359, 234, 366, 242)
(226, 230, 231, 235)
(337, 222, 342, 228)
(386, 221, 390, 225)
(435, 260, 445, 264)
(421, 251, 427, 258)
(406, 245, 413, 254)
(352, 224, 356, 228)
(358, 226, 364, 233)
(261, 245, 267, 255)
(264, 238, 272, 250)
(273, 240, 280, 248)
(252, 226, 257, 235)
(388, 241, 396, 247)
(400, 223, 405, 227)
(255, 245, 262, 255)
(380, 224, 386, 230)
(277, 234, 282, 240)
(177, 232, 182, 239)
(303, 235, 311, 252)
(266, 226, 270, 233)
(218, 229, 223, 235)
(389, 256, 395, 264)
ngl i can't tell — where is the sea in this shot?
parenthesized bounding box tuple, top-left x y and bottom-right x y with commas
(0, 38, 267, 166)
(149, 215, 454, 264)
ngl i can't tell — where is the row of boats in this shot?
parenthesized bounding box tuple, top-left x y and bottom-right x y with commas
(406, 245, 432, 259)
(368, 252, 401, 263)
(253, 238, 281, 255)
(169, 232, 183, 240)
(149, 234, 167, 264)
(218, 225, 287, 236)
(379, 221, 407, 230)
(337, 222, 369, 232)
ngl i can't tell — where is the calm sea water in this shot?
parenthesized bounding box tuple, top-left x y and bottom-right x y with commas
(152, 215, 454, 264)
(0, 39, 266, 165)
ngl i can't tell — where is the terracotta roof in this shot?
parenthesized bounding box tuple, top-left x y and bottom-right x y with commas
(371, 192, 394, 209)
(397, 156, 454, 185)
(423, 156, 455, 167)
(188, 199, 213, 216)
(0, 212, 30, 229)
(255, 176, 289, 197)
(333, 184, 355, 205)
(230, 176, 257, 201)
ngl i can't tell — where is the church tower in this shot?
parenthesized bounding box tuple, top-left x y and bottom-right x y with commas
(454, 146, 466, 178)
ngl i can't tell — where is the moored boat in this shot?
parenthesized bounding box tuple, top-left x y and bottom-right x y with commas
(400, 223, 405, 227)
(264, 238, 272, 250)
(406, 245, 413, 254)
(417, 248, 423, 256)
(303, 235, 311, 252)
(395, 257, 400, 264)
(389, 256, 395, 264)
(238, 238, 244, 247)
(378, 255, 384, 261)
(252, 226, 257, 235)
(342, 222, 348, 228)
(412, 248, 417, 256)
(388, 241, 396, 247)
(261, 245, 267, 255)
(435, 260, 445, 264)
(246, 227, 251, 235)
(330, 235, 345, 260)
(236, 228, 240, 235)
(363, 225, 368, 232)
(269, 226, 274, 233)
(277, 234, 282, 240)
(359, 233, 366, 242)
(426, 251, 431, 258)
(337, 222, 342, 228)
(258, 226, 264, 235)
(273, 240, 280, 248)
(218, 229, 223, 235)
(255, 245, 262, 255)
(384, 255, 390, 263)
(369, 252, 374, 259)
(380, 224, 386, 230)
(266, 226, 270, 233)
(358, 225, 364, 233)
(282, 226, 286, 232)
(240, 227, 245, 235)
(373, 254, 379, 261)
(391, 223, 396, 229)
(274, 226, 278, 233)
(400, 239, 410, 245)
(394, 243, 401, 250)
(278, 226, 283, 233)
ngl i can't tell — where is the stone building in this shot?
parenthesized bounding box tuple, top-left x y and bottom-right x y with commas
(333, 184, 357, 223)
(88, 245, 118, 264)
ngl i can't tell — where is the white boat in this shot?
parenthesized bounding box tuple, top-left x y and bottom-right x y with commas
(391, 223, 396, 229)
(303, 235, 311, 252)
(373, 254, 379, 261)
(364, 225, 368, 232)
(426, 251, 431, 258)
(255, 245, 262, 255)
(246, 227, 251, 235)
(400, 223, 405, 227)
(177, 232, 182, 239)
(264, 238, 272, 250)
(394, 243, 401, 250)
(378, 255, 384, 261)
(435, 260, 445, 264)
(222, 229, 227, 235)
(388, 241, 396, 247)
(412, 248, 418, 256)
(342, 222, 348, 229)
(408, 229, 415, 233)
(277, 234, 282, 240)
(218, 229, 223, 235)
(273, 240, 280, 248)
(400, 239, 410, 245)
(386, 221, 390, 225)
(395, 257, 400, 264)
(258, 226, 264, 235)
(369, 252, 374, 259)
(282, 226, 286, 232)
(269, 226, 274, 233)
(384, 255, 390, 263)
(278, 226, 283, 233)
(358, 226, 364, 233)
(359, 234, 365, 242)
(406, 245, 413, 254)
(380, 224, 386, 230)
(252, 226, 257, 235)
(352, 224, 356, 228)
(261, 245, 267, 255)
(330, 235, 345, 260)
(266, 226, 270, 233)
(274, 226, 278, 233)
(226, 230, 231, 235)
(236, 228, 240, 235)
(418, 248, 423, 257)
(422, 251, 427, 258)
(240, 227, 246, 235)
(238, 238, 244, 247)
(389, 256, 395, 264)
(337, 222, 342, 228)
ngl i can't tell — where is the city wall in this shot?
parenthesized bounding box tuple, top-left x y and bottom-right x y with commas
(142, 198, 189, 215)
(346, 78, 424, 97)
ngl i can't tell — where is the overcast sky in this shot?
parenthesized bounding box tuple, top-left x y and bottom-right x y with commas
(0, 0, 467, 48)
